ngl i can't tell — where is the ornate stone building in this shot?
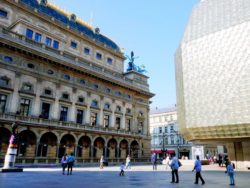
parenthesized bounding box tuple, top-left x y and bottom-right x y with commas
(175, 0, 250, 168)
(0, 0, 153, 165)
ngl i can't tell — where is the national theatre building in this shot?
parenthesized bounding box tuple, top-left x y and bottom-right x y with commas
(0, 0, 153, 165)
(175, 0, 250, 168)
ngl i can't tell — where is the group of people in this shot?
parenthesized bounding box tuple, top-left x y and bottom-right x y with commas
(61, 153, 75, 175)
(151, 153, 235, 186)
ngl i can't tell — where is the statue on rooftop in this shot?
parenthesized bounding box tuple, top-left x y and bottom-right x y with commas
(126, 51, 147, 74)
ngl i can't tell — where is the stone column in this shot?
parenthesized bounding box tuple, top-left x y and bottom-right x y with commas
(104, 145, 108, 158)
(8, 73, 21, 113)
(99, 98, 104, 127)
(32, 79, 42, 117)
(69, 88, 76, 122)
(51, 84, 60, 120)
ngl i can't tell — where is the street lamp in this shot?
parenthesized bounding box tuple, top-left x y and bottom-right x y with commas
(172, 130, 180, 159)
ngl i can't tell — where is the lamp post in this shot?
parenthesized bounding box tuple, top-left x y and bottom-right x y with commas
(172, 130, 180, 159)
(162, 132, 165, 158)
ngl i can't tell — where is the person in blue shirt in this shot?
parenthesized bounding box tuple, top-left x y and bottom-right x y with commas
(226, 161, 235, 186)
(67, 152, 75, 175)
(170, 155, 180, 183)
(151, 153, 157, 170)
(192, 155, 205, 185)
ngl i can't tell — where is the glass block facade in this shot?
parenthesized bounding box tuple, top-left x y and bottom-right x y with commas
(175, 0, 250, 168)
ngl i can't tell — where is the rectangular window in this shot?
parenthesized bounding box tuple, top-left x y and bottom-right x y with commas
(26, 29, 33, 39)
(84, 47, 90, 55)
(96, 53, 102, 60)
(165, 126, 168, 133)
(171, 136, 174, 145)
(0, 94, 7, 113)
(91, 112, 97, 126)
(104, 114, 110, 128)
(126, 118, 131, 131)
(170, 125, 174, 132)
(70, 41, 77, 49)
(107, 58, 113, 64)
(59, 106, 68, 121)
(159, 127, 162, 134)
(45, 37, 52, 46)
(0, 9, 8, 18)
(34, 33, 42, 42)
(20, 98, 31, 116)
(53, 40, 59, 49)
(41, 102, 50, 119)
(116, 117, 121, 130)
(76, 109, 84, 124)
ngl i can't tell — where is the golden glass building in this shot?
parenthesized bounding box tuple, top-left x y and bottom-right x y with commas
(0, 0, 153, 165)
(175, 0, 250, 169)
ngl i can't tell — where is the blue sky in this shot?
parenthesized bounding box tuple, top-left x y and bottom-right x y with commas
(52, 0, 198, 109)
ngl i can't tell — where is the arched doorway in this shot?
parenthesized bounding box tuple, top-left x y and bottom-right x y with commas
(130, 140, 139, 159)
(94, 137, 105, 159)
(107, 138, 117, 159)
(77, 136, 91, 159)
(0, 127, 11, 157)
(37, 132, 57, 158)
(59, 134, 75, 158)
(19, 130, 36, 157)
(119, 139, 128, 159)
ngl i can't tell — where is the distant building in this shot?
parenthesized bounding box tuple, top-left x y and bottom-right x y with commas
(0, 0, 154, 165)
(150, 107, 192, 159)
(175, 0, 250, 168)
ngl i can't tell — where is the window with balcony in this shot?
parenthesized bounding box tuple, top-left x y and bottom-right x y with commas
(53, 40, 59, 49)
(83, 47, 90, 55)
(91, 112, 97, 126)
(45, 37, 52, 46)
(104, 114, 110, 128)
(20, 98, 31, 116)
(70, 41, 77, 49)
(0, 94, 7, 113)
(59, 106, 68, 121)
(34, 33, 42, 42)
(116, 117, 121, 130)
(26, 29, 33, 39)
(126, 118, 131, 131)
(0, 9, 8, 18)
(40, 102, 50, 119)
(76, 109, 84, 124)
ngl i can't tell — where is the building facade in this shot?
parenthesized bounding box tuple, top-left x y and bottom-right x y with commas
(175, 0, 250, 168)
(0, 0, 154, 165)
(150, 107, 192, 159)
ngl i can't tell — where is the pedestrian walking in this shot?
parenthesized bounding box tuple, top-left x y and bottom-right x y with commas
(67, 152, 75, 175)
(170, 154, 180, 183)
(218, 154, 222, 167)
(165, 154, 170, 170)
(125, 155, 131, 169)
(61, 154, 68, 175)
(151, 153, 157, 170)
(119, 162, 125, 176)
(226, 161, 235, 186)
(192, 155, 205, 185)
(100, 155, 104, 169)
